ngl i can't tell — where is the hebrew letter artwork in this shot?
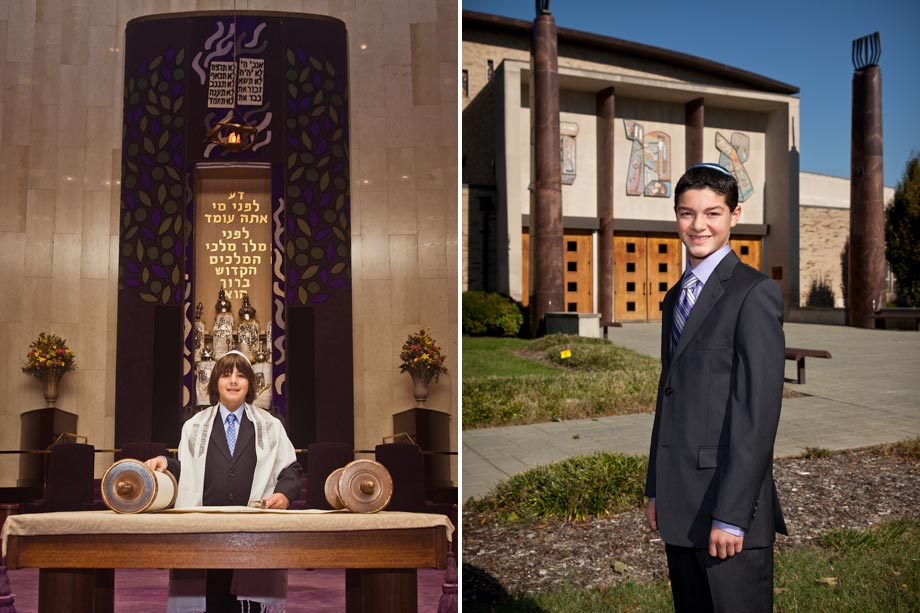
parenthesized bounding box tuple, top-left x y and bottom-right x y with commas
(624, 119, 671, 197)
(716, 131, 754, 202)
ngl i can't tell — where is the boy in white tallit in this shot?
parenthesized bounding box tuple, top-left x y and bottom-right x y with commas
(146, 350, 302, 613)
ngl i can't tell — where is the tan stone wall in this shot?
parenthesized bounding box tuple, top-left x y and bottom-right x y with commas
(0, 0, 458, 486)
(799, 207, 849, 308)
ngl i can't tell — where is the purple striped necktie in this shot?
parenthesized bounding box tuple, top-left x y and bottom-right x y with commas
(672, 273, 700, 350)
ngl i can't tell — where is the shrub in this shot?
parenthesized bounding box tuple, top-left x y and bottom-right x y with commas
(875, 437, 920, 460)
(799, 447, 834, 459)
(468, 452, 649, 522)
(462, 291, 523, 337)
(805, 274, 836, 307)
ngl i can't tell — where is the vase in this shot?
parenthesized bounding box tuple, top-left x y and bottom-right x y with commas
(411, 373, 430, 407)
(40, 370, 64, 408)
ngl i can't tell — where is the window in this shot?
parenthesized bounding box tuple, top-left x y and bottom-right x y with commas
(567, 302, 577, 312)
(741, 245, 749, 255)
(567, 262, 577, 272)
(659, 282, 668, 292)
(626, 282, 636, 292)
(627, 302, 636, 312)
(626, 242, 636, 253)
(658, 243, 668, 253)
(659, 263, 668, 273)
(567, 282, 577, 292)
(567, 241, 577, 252)
(626, 262, 636, 273)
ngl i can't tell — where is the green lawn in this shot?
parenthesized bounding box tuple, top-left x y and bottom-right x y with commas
(462, 335, 659, 429)
(462, 336, 561, 378)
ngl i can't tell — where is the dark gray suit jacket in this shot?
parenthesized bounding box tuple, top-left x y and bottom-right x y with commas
(645, 250, 788, 549)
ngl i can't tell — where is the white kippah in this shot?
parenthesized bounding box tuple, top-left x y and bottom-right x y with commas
(222, 349, 252, 365)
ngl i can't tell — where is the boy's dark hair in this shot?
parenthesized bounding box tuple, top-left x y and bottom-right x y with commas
(674, 163, 739, 212)
(208, 352, 257, 405)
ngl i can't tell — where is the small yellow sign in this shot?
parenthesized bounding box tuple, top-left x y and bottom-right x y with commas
(560, 349, 572, 359)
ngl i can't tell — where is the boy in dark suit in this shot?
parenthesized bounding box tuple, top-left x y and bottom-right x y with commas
(645, 163, 787, 612)
(147, 350, 302, 612)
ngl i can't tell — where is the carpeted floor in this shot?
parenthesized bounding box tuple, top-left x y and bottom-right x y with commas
(4, 567, 446, 612)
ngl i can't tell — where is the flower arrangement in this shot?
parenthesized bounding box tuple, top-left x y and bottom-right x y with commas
(399, 328, 448, 383)
(22, 333, 77, 379)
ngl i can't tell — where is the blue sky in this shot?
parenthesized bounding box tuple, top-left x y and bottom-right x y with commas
(462, 0, 920, 188)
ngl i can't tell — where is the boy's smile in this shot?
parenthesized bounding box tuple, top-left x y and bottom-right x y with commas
(675, 187, 741, 267)
(218, 366, 248, 410)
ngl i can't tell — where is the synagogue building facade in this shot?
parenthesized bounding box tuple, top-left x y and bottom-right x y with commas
(463, 10, 854, 322)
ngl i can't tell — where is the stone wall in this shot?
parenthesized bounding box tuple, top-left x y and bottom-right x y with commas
(799, 206, 849, 307)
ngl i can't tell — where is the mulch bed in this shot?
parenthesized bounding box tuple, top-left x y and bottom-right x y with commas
(462, 446, 920, 603)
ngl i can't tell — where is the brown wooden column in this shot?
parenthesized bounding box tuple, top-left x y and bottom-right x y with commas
(597, 87, 616, 324)
(530, 8, 564, 335)
(849, 33, 885, 328)
(685, 98, 704, 168)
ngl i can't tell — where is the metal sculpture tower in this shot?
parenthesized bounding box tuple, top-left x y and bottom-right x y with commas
(530, 0, 564, 334)
(849, 32, 885, 328)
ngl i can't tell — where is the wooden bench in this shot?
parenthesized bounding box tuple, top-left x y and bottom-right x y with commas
(868, 312, 920, 331)
(600, 321, 622, 340)
(784, 347, 832, 384)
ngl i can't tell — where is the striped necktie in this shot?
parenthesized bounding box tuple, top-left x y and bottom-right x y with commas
(672, 273, 700, 350)
(225, 413, 238, 456)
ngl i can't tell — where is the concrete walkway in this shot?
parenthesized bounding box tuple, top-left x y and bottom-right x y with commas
(462, 323, 920, 500)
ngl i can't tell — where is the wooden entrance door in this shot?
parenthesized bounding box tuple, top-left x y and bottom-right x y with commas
(522, 230, 593, 312)
(730, 236, 762, 270)
(564, 233, 593, 313)
(614, 233, 681, 322)
(614, 234, 648, 320)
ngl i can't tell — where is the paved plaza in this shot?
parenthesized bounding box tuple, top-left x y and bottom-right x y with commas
(462, 323, 920, 500)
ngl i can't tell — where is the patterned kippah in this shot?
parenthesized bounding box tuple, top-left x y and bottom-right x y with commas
(686, 162, 734, 177)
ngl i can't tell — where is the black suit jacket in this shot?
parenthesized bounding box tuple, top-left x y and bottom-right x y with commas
(167, 411, 301, 505)
(645, 251, 788, 549)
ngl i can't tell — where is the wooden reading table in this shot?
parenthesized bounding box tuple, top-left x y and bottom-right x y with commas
(2, 508, 453, 613)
